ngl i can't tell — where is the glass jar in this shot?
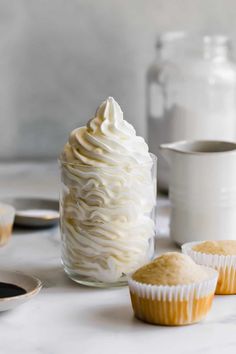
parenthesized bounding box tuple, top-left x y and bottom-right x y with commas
(147, 32, 236, 191)
(59, 154, 157, 287)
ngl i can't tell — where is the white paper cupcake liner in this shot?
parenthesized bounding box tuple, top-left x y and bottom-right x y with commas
(0, 203, 15, 225)
(128, 267, 218, 325)
(182, 241, 236, 294)
(0, 203, 15, 246)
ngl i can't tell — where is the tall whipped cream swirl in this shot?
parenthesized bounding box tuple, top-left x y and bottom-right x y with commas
(60, 97, 156, 283)
(62, 97, 152, 167)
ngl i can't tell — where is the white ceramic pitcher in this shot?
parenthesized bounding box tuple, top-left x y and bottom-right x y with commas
(160, 140, 236, 245)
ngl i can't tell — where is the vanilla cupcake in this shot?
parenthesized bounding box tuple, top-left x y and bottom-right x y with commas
(128, 252, 218, 326)
(0, 203, 15, 246)
(182, 240, 236, 295)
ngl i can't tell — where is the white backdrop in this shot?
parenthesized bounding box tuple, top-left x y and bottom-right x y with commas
(0, 0, 235, 159)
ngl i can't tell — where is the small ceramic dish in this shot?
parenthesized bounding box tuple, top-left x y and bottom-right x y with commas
(2, 198, 59, 228)
(0, 203, 15, 246)
(0, 270, 42, 311)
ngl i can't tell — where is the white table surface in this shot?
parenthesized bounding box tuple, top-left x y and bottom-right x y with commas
(0, 162, 236, 354)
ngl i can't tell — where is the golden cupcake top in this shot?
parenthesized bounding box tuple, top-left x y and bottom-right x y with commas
(132, 252, 209, 286)
(193, 240, 236, 256)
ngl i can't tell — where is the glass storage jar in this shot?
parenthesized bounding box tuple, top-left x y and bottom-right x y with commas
(59, 154, 157, 287)
(147, 32, 236, 191)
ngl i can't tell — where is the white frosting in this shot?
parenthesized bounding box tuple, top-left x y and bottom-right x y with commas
(60, 97, 156, 283)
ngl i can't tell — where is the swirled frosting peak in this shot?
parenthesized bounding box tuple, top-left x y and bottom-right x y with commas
(61, 97, 151, 167)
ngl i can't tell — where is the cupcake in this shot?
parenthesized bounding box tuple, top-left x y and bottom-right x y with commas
(182, 240, 236, 295)
(128, 252, 218, 326)
(0, 203, 15, 246)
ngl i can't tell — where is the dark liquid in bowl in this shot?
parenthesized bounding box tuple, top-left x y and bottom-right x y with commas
(0, 282, 26, 298)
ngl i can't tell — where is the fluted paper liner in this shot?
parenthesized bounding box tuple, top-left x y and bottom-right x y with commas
(128, 267, 218, 326)
(0, 203, 15, 246)
(182, 241, 236, 295)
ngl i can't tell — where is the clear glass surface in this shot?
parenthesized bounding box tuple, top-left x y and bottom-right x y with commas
(59, 154, 157, 287)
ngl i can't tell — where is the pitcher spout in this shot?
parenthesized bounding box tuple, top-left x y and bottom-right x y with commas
(159, 143, 176, 164)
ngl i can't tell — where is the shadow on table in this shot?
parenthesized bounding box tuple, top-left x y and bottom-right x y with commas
(82, 303, 142, 330)
(82, 302, 177, 332)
